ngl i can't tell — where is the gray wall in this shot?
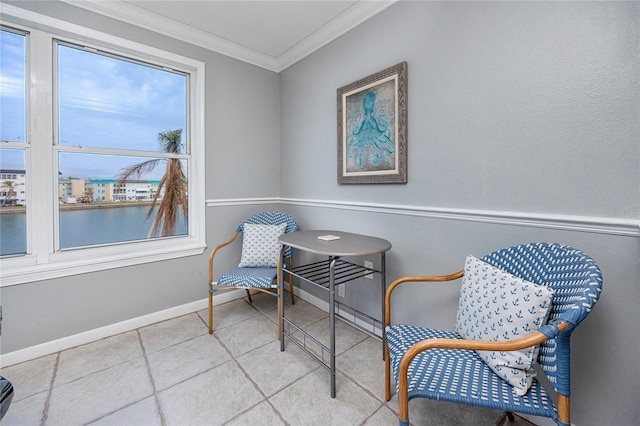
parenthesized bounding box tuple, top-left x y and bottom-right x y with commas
(281, 1, 638, 217)
(280, 2, 639, 425)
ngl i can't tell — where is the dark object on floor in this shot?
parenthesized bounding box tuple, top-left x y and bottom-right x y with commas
(0, 306, 14, 420)
(0, 376, 13, 420)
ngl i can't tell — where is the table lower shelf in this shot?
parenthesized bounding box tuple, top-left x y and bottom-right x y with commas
(285, 258, 378, 288)
(281, 303, 383, 374)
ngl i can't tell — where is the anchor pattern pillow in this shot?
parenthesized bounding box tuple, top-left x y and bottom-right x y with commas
(238, 223, 287, 268)
(455, 254, 553, 396)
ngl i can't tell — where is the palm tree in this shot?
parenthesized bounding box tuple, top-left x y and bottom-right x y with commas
(1, 180, 16, 206)
(84, 186, 94, 202)
(117, 129, 187, 238)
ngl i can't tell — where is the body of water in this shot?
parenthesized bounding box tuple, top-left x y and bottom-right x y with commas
(0, 205, 187, 256)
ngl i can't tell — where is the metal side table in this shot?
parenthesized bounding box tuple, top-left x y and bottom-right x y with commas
(278, 230, 392, 398)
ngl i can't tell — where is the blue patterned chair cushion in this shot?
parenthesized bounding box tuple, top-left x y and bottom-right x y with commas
(238, 223, 287, 268)
(386, 324, 558, 418)
(217, 267, 278, 289)
(455, 254, 553, 396)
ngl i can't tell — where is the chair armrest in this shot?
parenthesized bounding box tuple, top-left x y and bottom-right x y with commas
(385, 270, 464, 326)
(208, 232, 240, 282)
(398, 320, 571, 393)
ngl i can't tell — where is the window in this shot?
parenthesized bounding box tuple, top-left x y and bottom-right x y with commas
(0, 7, 205, 286)
(56, 42, 189, 248)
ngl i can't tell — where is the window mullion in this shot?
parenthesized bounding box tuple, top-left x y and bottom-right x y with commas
(28, 30, 55, 261)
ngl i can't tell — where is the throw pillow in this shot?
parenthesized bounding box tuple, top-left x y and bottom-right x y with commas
(455, 254, 553, 396)
(238, 223, 287, 268)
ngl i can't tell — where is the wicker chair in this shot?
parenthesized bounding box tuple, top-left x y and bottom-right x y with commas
(208, 211, 298, 336)
(385, 242, 602, 426)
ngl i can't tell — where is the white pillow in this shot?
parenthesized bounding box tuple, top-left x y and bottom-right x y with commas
(455, 254, 553, 396)
(238, 223, 287, 268)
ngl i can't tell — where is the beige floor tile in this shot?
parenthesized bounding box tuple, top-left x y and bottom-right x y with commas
(225, 401, 286, 426)
(147, 334, 231, 391)
(139, 313, 207, 354)
(46, 357, 153, 425)
(0, 390, 47, 426)
(88, 397, 162, 426)
(55, 331, 142, 386)
(236, 340, 320, 397)
(363, 404, 400, 425)
(214, 315, 279, 358)
(0, 353, 56, 401)
(157, 361, 264, 426)
(270, 368, 382, 425)
(338, 337, 386, 397)
(198, 297, 262, 332)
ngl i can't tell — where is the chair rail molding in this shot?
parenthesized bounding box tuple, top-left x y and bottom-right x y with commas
(206, 197, 639, 237)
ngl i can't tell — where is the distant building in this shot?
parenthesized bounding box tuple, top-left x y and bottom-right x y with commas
(58, 178, 86, 203)
(86, 179, 116, 202)
(113, 180, 163, 202)
(2, 171, 163, 205)
(0, 169, 26, 206)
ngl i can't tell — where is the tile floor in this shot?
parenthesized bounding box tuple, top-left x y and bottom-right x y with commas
(1, 293, 534, 425)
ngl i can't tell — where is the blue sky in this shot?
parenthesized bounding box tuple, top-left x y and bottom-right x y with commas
(1, 29, 186, 180)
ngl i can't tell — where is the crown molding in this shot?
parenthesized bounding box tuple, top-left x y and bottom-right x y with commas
(59, 0, 397, 72)
(277, 1, 397, 71)
(59, 0, 279, 70)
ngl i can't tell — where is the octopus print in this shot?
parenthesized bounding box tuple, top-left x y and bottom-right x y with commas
(346, 83, 396, 173)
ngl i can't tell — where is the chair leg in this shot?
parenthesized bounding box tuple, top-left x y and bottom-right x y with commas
(558, 394, 571, 425)
(497, 412, 515, 425)
(245, 289, 253, 304)
(399, 359, 410, 426)
(208, 286, 214, 335)
(385, 341, 392, 401)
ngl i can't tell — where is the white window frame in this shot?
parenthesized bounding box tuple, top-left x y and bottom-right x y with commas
(0, 5, 206, 287)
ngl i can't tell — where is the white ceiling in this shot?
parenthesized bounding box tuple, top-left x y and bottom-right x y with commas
(62, 0, 396, 72)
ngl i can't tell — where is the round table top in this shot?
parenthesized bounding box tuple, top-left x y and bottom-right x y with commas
(279, 230, 391, 257)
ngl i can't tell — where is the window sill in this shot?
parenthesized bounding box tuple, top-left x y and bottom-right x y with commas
(0, 238, 206, 287)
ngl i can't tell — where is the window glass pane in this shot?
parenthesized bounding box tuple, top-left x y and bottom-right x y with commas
(0, 29, 26, 143)
(58, 152, 188, 249)
(57, 44, 187, 152)
(0, 148, 26, 256)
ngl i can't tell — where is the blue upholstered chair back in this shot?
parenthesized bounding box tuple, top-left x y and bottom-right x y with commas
(480, 242, 603, 396)
(237, 211, 298, 259)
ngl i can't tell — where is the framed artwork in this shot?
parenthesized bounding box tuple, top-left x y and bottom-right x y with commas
(337, 61, 407, 184)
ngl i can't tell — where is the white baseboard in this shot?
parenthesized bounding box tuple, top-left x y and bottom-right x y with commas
(1, 285, 374, 367)
(0, 288, 246, 367)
